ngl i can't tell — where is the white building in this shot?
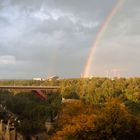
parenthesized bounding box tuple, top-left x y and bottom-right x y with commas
(48, 76, 59, 81)
(33, 78, 44, 81)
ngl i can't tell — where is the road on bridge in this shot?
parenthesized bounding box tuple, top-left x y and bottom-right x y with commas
(0, 86, 60, 99)
(0, 86, 60, 90)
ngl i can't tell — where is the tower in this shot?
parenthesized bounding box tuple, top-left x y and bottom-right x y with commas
(0, 120, 3, 134)
(5, 122, 10, 140)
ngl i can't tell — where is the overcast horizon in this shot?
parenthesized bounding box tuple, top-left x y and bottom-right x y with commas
(0, 0, 140, 79)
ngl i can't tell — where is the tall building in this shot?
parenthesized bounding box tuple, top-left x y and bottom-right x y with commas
(0, 120, 16, 140)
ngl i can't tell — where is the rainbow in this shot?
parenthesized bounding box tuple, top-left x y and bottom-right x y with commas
(83, 0, 125, 78)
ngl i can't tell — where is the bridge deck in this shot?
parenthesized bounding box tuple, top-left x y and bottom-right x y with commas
(0, 86, 60, 90)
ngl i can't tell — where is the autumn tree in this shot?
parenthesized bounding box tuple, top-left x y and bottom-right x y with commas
(94, 98, 140, 140)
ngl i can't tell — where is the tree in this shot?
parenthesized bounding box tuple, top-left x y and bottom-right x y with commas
(94, 98, 140, 140)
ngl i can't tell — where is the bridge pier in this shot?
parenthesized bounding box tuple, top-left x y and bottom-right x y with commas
(33, 90, 47, 100)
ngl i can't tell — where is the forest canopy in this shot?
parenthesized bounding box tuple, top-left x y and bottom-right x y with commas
(0, 77, 140, 139)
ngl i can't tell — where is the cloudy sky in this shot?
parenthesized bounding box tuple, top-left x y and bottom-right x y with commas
(0, 0, 139, 79)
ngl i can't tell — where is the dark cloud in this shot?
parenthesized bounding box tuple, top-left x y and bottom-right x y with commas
(0, 0, 139, 79)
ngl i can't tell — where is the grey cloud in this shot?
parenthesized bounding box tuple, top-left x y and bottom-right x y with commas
(0, 0, 139, 78)
(4, 0, 118, 26)
(0, 15, 10, 25)
(86, 0, 140, 77)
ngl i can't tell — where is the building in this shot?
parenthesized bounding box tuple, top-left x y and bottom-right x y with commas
(0, 120, 23, 140)
(33, 78, 45, 81)
(48, 76, 59, 81)
(0, 120, 16, 140)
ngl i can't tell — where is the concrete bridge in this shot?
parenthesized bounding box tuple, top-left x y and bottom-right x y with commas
(0, 86, 60, 99)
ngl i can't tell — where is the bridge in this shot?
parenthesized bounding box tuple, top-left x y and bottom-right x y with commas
(0, 86, 60, 100)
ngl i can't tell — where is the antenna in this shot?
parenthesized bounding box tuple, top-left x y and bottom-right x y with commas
(111, 68, 127, 78)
